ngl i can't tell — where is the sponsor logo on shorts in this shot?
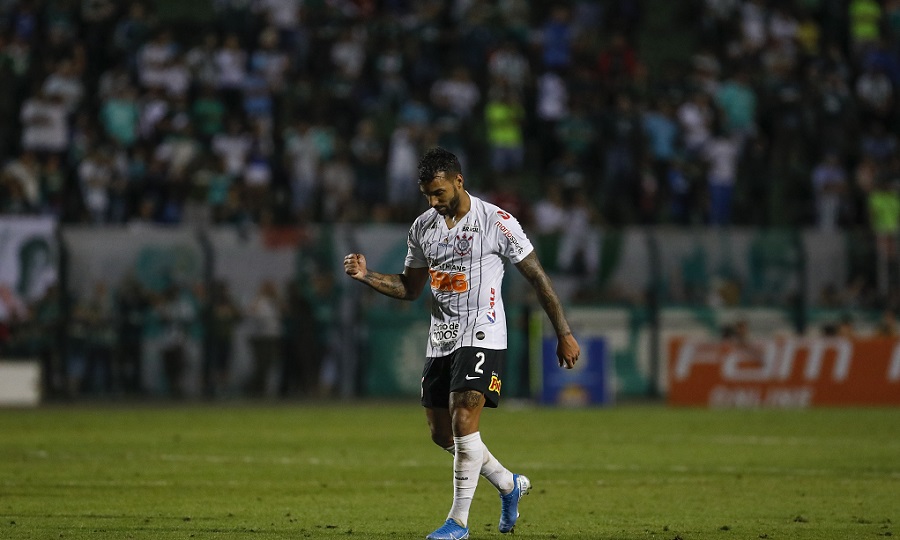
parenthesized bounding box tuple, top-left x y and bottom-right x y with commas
(489, 375, 502, 394)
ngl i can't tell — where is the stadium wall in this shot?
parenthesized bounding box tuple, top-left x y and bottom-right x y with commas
(0, 218, 892, 403)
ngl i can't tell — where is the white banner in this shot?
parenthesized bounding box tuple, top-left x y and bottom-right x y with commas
(0, 217, 57, 321)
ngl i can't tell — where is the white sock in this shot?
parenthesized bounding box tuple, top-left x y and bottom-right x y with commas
(480, 444, 515, 494)
(447, 432, 483, 527)
(444, 439, 514, 494)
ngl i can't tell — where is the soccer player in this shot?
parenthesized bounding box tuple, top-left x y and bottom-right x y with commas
(344, 147, 580, 540)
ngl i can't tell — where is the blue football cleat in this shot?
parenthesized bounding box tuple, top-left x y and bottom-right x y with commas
(426, 518, 469, 540)
(498, 473, 531, 533)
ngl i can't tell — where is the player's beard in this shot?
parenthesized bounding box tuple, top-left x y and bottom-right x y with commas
(436, 186, 461, 217)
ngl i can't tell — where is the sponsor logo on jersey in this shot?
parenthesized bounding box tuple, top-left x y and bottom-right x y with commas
(488, 375, 502, 394)
(454, 233, 474, 256)
(431, 321, 460, 349)
(438, 236, 453, 249)
(487, 287, 496, 322)
(461, 225, 480, 232)
(494, 220, 525, 254)
(497, 210, 511, 219)
(429, 269, 469, 292)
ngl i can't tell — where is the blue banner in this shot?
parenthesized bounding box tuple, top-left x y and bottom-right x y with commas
(541, 338, 611, 406)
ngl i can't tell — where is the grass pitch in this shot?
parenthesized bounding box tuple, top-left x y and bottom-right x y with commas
(0, 402, 897, 539)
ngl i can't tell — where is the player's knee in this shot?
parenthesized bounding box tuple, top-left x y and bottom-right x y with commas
(430, 431, 453, 448)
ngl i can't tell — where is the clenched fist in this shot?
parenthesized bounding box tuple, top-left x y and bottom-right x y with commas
(344, 253, 367, 280)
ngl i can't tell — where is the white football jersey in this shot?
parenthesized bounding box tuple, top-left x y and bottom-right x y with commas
(405, 192, 534, 357)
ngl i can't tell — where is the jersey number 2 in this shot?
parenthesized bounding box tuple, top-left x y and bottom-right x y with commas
(474, 352, 485, 374)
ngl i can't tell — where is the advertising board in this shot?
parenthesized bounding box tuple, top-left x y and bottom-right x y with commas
(668, 336, 900, 407)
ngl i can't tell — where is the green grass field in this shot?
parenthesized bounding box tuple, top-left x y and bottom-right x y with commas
(0, 402, 897, 539)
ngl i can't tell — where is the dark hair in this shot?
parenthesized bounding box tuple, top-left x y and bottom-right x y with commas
(417, 147, 461, 184)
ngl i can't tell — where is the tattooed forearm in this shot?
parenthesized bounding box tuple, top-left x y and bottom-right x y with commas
(362, 271, 418, 300)
(515, 253, 573, 337)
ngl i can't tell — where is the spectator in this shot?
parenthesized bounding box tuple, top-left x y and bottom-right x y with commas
(20, 88, 69, 157)
(214, 32, 249, 111)
(855, 64, 894, 123)
(2, 151, 41, 211)
(212, 118, 253, 178)
(76, 281, 117, 396)
(154, 282, 201, 399)
(555, 99, 598, 173)
(556, 184, 602, 280)
(869, 177, 900, 296)
(42, 58, 85, 114)
(716, 67, 757, 144)
(115, 273, 149, 395)
(677, 90, 714, 159)
(137, 29, 179, 92)
(77, 145, 116, 223)
(849, 0, 883, 55)
(191, 84, 227, 142)
(701, 124, 741, 226)
(599, 92, 643, 224)
(534, 68, 569, 169)
(596, 31, 641, 91)
(430, 65, 481, 121)
(385, 120, 423, 221)
(138, 87, 170, 142)
(487, 38, 531, 97)
(244, 279, 283, 397)
(540, 4, 574, 71)
(811, 152, 849, 230)
(283, 119, 320, 221)
(642, 97, 681, 179)
(100, 84, 140, 148)
(185, 32, 220, 91)
(330, 25, 367, 81)
(112, 1, 154, 71)
(484, 83, 526, 178)
(207, 280, 242, 398)
(349, 117, 386, 212)
(250, 26, 290, 94)
(319, 142, 356, 222)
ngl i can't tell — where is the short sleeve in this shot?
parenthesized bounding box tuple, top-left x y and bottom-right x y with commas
(404, 221, 428, 268)
(493, 208, 534, 264)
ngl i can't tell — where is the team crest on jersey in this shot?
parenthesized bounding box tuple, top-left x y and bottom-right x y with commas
(454, 233, 474, 256)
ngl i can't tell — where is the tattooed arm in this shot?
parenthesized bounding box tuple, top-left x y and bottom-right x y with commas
(514, 251, 581, 369)
(343, 253, 429, 301)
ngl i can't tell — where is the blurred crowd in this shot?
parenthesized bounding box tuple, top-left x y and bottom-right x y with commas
(5, 0, 900, 399)
(0, 0, 898, 233)
(8, 271, 341, 401)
